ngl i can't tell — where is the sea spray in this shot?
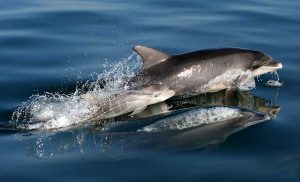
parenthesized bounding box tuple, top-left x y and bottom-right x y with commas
(11, 53, 142, 130)
(265, 71, 283, 87)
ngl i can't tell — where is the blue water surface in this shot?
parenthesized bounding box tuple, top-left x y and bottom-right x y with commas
(0, 0, 300, 181)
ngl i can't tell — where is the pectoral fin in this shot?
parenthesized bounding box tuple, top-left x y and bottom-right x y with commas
(130, 106, 147, 116)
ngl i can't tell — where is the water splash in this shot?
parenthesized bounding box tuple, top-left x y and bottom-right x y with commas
(265, 71, 283, 87)
(11, 53, 142, 130)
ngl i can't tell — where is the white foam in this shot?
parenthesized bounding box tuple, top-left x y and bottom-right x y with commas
(11, 53, 142, 130)
(139, 107, 242, 132)
(265, 71, 283, 87)
(265, 80, 283, 87)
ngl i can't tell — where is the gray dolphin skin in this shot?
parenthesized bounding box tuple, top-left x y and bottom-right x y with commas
(129, 46, 283, 96)
(85, 85, 175, 120)
(169, 90, 280, 118)
(116, 90, 280, 121)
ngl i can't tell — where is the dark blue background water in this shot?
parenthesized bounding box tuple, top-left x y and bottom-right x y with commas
(1, 0, 300, 181)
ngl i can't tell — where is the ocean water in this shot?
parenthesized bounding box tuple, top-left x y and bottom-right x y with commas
(0, 0, 300, 181)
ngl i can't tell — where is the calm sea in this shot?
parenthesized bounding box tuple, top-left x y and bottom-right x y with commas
(0, 0, 300, 181)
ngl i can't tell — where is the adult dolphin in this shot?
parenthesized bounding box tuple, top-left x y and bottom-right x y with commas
(129, 46, 283, 96)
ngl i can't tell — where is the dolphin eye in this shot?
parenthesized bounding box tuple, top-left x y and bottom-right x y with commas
(154, 93, 159, 97)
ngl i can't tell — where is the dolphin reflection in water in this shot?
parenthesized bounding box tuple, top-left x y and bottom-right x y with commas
(118, 90, 280, 120)
(20, 90, 280, 158)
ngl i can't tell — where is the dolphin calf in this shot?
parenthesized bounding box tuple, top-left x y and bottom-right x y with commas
(129, 46, 283, 96)
(13, 85, 175, 130)
(84, 84, 175, 120)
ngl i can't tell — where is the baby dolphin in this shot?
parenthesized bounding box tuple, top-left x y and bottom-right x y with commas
(129, 46, 283, 96)
(85, 85, 175, 120)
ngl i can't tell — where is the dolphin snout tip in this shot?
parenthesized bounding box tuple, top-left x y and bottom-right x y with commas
(272, 60, 283, 70)
(277, 62, 283, 69)
(273, 60, 283, 69)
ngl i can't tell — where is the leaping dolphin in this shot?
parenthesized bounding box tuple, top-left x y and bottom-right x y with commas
(129, 46, 283, 96)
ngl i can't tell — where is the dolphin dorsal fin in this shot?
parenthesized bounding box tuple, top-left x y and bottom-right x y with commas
(133, 46, 171, 70)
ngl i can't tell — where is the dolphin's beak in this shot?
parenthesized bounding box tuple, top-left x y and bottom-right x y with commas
(264, 60, 283, 70)
(253, 60, 283, 76)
